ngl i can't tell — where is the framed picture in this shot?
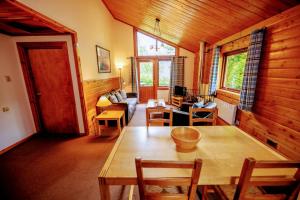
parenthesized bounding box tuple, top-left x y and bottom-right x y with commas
(96, 45, 111, 73)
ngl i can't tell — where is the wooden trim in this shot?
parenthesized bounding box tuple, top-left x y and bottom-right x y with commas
(17, 41, 80, 134)
(133, 28, 178, 57)
(215, 5, 300, 46)
(71, 34, 88, 134)
(133, 27, 138, 57)
(220, 48, 248, 93)
(0, 132, 36, 155)
(5, 0, 74, 34)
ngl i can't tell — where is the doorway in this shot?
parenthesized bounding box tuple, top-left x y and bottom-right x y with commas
(17, 42, 79, 134)
(138, 58, 172, 102)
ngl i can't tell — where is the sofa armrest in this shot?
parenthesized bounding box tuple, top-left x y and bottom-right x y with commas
(105, 103, 127, 111)
(126, 92, 137, 98)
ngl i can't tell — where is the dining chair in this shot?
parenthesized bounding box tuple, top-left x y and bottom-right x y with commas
(189, 107, 217, 126)
(133, 157, 202, 200)
(146, 108, 173, 126)
(210, 157, 300, 200)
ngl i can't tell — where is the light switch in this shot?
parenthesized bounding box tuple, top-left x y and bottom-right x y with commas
(4, 76, 11, 82)
(2, 107, 10, 112)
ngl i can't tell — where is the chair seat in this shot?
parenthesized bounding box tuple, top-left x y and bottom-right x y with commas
(215, 185, 264, 200)
(146, 185, 187, 194)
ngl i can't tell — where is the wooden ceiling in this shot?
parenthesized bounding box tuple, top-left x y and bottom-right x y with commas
(103, 0, 299, 52)
(0, 0, 71, 36)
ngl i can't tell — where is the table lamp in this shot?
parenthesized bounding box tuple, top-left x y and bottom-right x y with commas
(96, 96, 112, 113)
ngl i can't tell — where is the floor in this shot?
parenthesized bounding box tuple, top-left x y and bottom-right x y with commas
(128, 104, 146, 127)
(0, 104, 205, 200)
(0, 104, 147, 200)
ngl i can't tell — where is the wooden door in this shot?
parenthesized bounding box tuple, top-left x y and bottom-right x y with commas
(18, 42, 79, 134)
(138, 60, 156, 102)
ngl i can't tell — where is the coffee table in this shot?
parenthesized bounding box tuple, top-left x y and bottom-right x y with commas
(146, 99, 166, 108)
(95, 110, 125, 137)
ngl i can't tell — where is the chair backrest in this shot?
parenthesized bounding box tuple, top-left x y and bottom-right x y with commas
(189, 107, 217, 126)
(135, 158, 202, 200)
(234, 157, 300, 200)
(146, 108, 173, 126)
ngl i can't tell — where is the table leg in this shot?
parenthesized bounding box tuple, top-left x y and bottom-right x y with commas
(122, 113, 126, 127)
(105, 120, 108, 127)
(99, 183, 111, 200)
(98, 120, 101, 136)
(117, 118, 121, 134)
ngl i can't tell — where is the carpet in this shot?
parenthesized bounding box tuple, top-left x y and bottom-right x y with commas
(128, 104, 146, 127)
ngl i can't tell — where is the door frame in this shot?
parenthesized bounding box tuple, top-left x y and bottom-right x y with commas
(137, 58, 173, 102)
(17, 41, 79, 134)
(137, 59, 157, 102)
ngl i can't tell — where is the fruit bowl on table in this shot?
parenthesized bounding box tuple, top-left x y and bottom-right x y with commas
(171, 127, 201, 152)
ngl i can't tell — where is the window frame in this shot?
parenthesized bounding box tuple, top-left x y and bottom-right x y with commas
(135, 29, 178, 57)
(157, 59, 172, 89)
(220, 48, 248, 93)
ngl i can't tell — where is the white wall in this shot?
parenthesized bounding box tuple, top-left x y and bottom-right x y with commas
(18, 0, 117, 80)
(112, 20, 134, 91)
(0, 34, 36, 151)
(0, 34, 85, 152)
(179, 48, 195, 90)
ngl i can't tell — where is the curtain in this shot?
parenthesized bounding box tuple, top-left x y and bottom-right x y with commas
(130, 57, 139, 101)
(208, 46, 221, 95)
(239, 28, 265, 111)
(169, 56, 185, 101)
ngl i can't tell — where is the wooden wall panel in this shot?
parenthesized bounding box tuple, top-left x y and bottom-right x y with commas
(83, 77, 120, 135)
(214, 5, 300, 160)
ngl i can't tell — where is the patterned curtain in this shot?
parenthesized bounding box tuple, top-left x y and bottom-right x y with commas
(130, 57, 139, 101)
(208, 46, 221, 95)
(239, 28, 265, 111)
(169, 56, 185, 101)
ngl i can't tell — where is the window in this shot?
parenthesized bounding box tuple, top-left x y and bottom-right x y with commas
(137, 32, 176, 56)
(158, 60, 171, 87)
(222, 50, 247, 91)
(139, 61, 153, 86)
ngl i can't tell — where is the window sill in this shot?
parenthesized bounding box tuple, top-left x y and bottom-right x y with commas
(216, 89, 240, 105)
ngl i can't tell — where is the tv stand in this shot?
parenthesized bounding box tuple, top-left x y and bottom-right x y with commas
(171, 96, 183, 107)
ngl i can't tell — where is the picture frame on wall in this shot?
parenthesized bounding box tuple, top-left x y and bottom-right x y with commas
(96, 45, 111, 73)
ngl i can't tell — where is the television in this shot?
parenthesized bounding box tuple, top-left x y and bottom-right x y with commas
(174, 85, 187, 96)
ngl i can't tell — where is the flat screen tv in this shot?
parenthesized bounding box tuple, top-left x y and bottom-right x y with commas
(174, 85, 187, 96)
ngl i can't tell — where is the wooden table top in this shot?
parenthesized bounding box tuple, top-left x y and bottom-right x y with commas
(99, 126, 294, 185)
(96, 110, 124, 120)
(146, 99, 166, 108)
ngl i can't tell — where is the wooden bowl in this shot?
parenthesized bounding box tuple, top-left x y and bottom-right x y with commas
(171, 127, 201, 151)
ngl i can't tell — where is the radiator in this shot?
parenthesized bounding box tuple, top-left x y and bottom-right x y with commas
(214, 98, 237, 125)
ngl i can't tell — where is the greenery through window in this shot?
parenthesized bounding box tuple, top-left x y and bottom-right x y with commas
(139, 62, 153, 86)
(223, 51, 247, 91)
(158, 60, 171, 87)
(137, 32, 176, 56)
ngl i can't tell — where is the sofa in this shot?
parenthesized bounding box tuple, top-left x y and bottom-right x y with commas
(97, 90, 138, 124)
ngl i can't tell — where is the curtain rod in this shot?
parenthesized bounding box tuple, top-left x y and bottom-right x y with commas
(127, 56, 187, 59)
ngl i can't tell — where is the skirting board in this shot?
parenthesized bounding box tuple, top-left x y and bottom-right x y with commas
(0, 133, 36, 155)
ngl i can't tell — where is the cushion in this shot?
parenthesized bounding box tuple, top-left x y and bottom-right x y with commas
(120, 90, 127, 99)
(115, 92, 123, 102)
(108, 94, 118, 103)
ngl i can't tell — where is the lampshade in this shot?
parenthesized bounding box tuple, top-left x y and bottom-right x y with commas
(116, 63, 123, 69)
(96, 96, 112, 107)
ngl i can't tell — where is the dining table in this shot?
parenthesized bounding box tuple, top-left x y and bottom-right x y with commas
(98, 126, 294, 200)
